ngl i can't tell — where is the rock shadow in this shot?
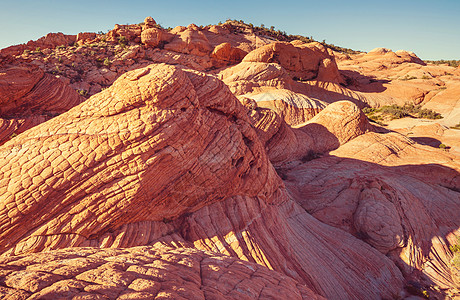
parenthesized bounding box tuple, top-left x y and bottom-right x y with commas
(410, 136, 443, 148)
(283, 154, 460, 299)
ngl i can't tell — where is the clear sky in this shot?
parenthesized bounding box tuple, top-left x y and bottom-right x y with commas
(1, 0, 459, 60)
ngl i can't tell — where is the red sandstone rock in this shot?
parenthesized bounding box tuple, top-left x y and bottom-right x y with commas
(284, 131, 460, 293)
(106, 24, 142, 43)
(0, 64, 278, 254)
(0, 64, 407, 300)
(141, 28, 163, 47)
(1, 17, 460, 300)
(76, 32, 97, 43)
(211, 42, 247, 67)
(242, 41, 344, 84)
(141, 27, 174, 48)
(164, 24, 213, 56)
(0, 245, 325, 299)
(242, 89, 326, 125)
(142, 16, 157, 29)
(0, 64, 84, 144)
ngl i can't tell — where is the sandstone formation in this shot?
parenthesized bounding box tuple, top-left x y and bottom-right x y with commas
(211, 42, 247, 67)
(242, 89, 326, 125)
(0, 245, 325, 300)
(1, 17, 460, 300)
(0, 64, 84, 145)
(106, 24, 142, 44)
(242, 41, 344, 84)
(0, 64, 411, 300)
(164, 24, 213, 56)
(0, 32, 77, 57)
(247, 100, 374, 165)
(284, 131, 460, 296)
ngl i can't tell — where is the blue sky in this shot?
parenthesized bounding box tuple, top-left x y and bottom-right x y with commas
(1, 0, 459, 60)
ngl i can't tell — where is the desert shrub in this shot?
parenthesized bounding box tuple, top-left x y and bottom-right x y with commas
(400, 75, 417, 80)
(222, 19, 361, 54)
(425, 60, 460, 68)
(362, 107, 376, 114)
(363, 104, 442, 122)
(379, 105, 410, 118)
(152, 24, 164, 30)
(118, 36, 128, 47)
(439, 143, 447, 149)
(103, 57, 111, 66)
(417, 108, 442, 119)
(450, 237, 460, 253)
(77, 89, 88, 97)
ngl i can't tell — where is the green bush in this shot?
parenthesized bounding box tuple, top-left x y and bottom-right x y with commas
(425, 60, 460, 68)
(363, 104, 442, 122)
(400, 75, 418, 80)
(77, 89, 88, 97)
(118, 36, 128, 47)
(221, 19, 361, 54)
(417, 108, 442, 119)
(450, 237, 460, 253)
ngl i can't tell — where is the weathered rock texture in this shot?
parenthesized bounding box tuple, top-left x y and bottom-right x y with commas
(0, 64, 83, 145)
(0, 64, 411, 300)
(0, 245, 325, 300)
(164, 24, 213, 56)
(242, 89, 326, 126)
(285, 131, 460, 295)
(0, 63, 278, 254)
(242, 41, 344, 84)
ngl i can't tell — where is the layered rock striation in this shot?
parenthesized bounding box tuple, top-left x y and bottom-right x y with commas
(0, 64, 412, 300)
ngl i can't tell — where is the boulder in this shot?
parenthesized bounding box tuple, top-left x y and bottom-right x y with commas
(242, 41, 344, 84)
(164, 25, 212, 56)
(141, 28, 173, 48)
(211, 42, 247, 66)
(141, 28, 163, 47)
(76, 32, 97, 43)
(142, 16, 157, 29)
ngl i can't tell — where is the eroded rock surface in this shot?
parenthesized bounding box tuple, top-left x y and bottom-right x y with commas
(0, 64, 83, 145)
(0, 63, 277, 255)
(285, 131, 460, 294)
(0, 245, 324, 300)
(0, 64, 408, 300)
(1, 17, 460, 300)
